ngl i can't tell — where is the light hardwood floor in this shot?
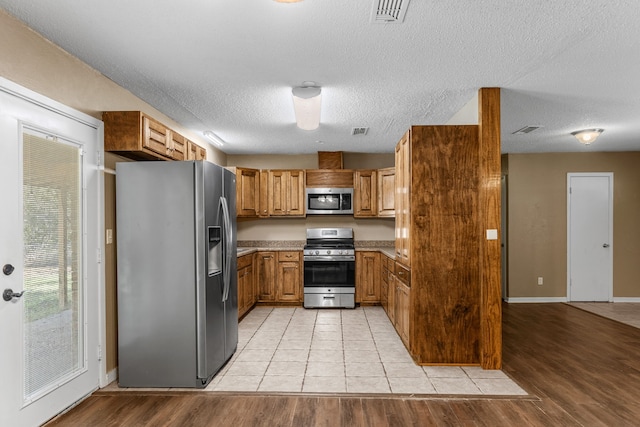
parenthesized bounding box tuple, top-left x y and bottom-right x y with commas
(45, 303, 640, 426)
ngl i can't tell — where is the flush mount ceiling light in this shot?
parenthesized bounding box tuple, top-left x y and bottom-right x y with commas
(203, 130, 224, 148)
(571, 128, 604, 145)
(292, 82, 321, 131)
(274, 0, 302, 3)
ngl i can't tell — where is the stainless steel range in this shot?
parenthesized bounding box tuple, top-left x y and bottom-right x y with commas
(303, 228, 356, 309)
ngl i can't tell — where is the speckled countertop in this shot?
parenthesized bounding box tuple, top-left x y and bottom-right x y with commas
(237, 240, 395, 258)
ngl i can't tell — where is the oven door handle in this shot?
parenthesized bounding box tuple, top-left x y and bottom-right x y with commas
(303, 255, 355, 262)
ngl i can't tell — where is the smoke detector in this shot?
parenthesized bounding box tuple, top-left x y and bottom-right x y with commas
(351, 127, 369, 136)
(370, 0, 411, 24)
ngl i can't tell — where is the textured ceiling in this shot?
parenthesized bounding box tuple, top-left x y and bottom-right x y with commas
(1, 0, 639, 155)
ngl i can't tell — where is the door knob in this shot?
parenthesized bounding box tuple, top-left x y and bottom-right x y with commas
(3, 264, 14, 276)
(3, 288, 25, 302)
(603, 243, 610, 248)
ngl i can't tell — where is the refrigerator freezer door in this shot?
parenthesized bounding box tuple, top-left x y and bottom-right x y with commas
(116, 161, 198, 387)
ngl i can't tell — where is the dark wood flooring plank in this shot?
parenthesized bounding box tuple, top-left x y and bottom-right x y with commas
(340, 398, 366, 427)
(291, 396, 341, 427)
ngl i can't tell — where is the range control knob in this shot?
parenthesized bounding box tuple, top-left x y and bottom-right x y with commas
(327, 250, 331, 255)
(314, 250, 319, 255)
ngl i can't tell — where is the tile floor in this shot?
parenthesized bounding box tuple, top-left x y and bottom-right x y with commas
(206, 306, 527, 395)
(568, 302, 640, 329)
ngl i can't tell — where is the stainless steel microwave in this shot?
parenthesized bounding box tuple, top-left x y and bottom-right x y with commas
(305, 188, 354, 215)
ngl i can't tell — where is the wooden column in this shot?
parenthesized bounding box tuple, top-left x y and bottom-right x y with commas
(478, 87, 502, 369)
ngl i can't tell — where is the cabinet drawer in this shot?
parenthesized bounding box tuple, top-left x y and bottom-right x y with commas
(278, 251, 300, 261)
(238, 254, 253, 269)
(395, 262, 410, 287)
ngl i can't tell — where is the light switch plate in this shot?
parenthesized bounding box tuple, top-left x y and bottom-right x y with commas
(106, 229, 113, 244)
(486, 229, 498, 240)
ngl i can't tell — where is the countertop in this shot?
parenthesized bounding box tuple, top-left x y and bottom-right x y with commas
(237, 245, 395, 259)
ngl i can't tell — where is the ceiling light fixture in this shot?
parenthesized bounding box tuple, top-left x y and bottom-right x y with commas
(571, 128, 604, 145)
(203, 130, 224, 148)
(292, 82, 321, 131)
(274, 0, 302, 3)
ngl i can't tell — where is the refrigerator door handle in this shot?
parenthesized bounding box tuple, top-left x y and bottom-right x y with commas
(220, 196, 232, 302)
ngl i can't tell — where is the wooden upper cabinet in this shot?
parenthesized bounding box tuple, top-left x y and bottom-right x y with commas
(187, 140, 207, 160)
(377, 167, 395, 217)
(259, 170, 269, 217)
(103, 111, 205, 161)
(168, 131, 188, 161)
(141, 116, 171, 158)
(395, 130, 411, 267)
(229, 167, 260, 217)
(268, 170, 305, 216)
(354, 170, 377, 218)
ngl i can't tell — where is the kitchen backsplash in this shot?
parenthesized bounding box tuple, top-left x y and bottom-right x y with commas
(237, 240, 394, 248)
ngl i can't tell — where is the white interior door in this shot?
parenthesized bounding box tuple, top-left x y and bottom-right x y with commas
(0, 79, 103, 427)
(567, 173, 613, 302)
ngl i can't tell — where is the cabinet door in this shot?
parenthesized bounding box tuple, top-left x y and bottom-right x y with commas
(377, 167, 395, 217)
(397, 282, 410, 347)
(258, 170, 269, 217)
(354, 170, 377, 217)
(268, 170, 305, 216)
(188, 141, 207, 160)
(244, 264, 254, 313)
(237, 265, 247, 318)
(277, 258, 301, 302)
(380, 255, 389, 312)
(287, 170, 305, 216)
(395, 131, 411, 266)
(236, 168, 260, 217)
(268, 171, 288, 216)
(256, 252, 277, 302)
(355, 251, 380, 303)
(142, 116, 171, 158)
(387, 274, 396, 324)
(168, 131, 188, 161)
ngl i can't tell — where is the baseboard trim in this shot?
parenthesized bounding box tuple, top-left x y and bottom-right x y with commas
(505, 297, 567, 303)
(103, 368, 118, 388)
(613, 297, 640, 302)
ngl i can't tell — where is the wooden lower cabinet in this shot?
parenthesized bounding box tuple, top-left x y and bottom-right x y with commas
(355, 251, 380, 303)
(381, 256, 411, 351)
(237, 254, 255, 319)
(380, 257, 389, 312)
(256, 251, 302, 303)
(256, 252, 277, 302)
(277, 252, 301, 302)
(395, 280, 411, 347)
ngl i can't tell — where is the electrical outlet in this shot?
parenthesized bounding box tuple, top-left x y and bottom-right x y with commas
(537, 277, 543, 286)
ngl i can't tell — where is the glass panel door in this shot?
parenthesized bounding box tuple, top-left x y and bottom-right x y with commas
(22, 130, 84, 402)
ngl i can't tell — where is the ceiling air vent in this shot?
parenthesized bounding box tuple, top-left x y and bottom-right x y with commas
(351, 127, 369, 136)
(512, 126, 543, 135)
(370, 0, 411, 24)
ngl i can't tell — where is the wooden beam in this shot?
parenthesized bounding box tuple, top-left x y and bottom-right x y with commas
(478, 87, 502, 369)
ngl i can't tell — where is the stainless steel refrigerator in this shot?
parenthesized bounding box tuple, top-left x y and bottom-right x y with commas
(116, 160, 237, 388)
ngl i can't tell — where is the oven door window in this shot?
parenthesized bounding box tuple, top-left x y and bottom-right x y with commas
(308, 194, 340, 211)
(304, 260, 355, 287)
